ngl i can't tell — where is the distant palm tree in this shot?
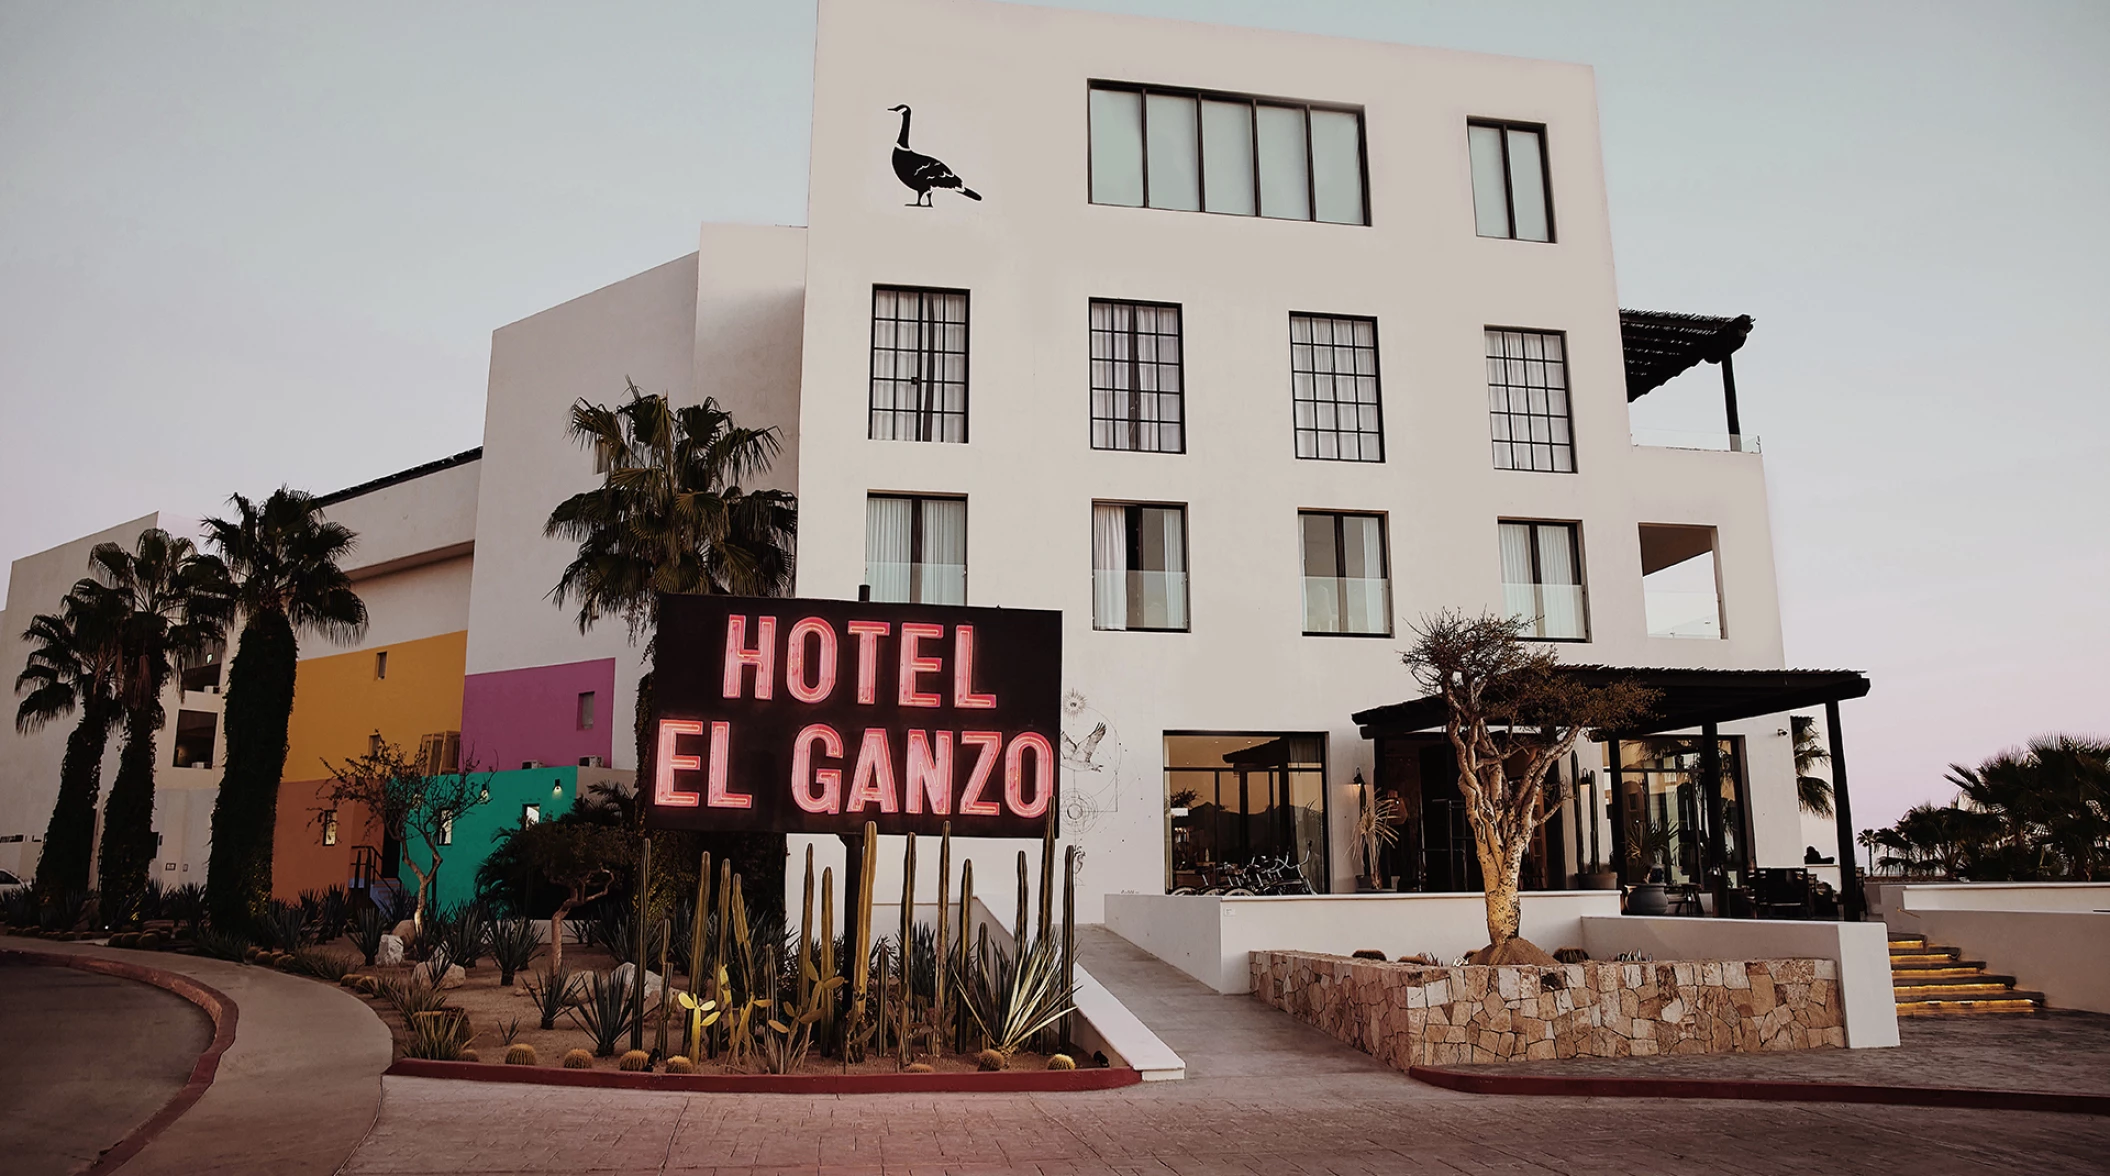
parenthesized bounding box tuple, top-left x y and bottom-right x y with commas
(14, 586, 127, 895)
(85, 529, 233, 924)
(1789, 715, 1834, 818)
(203, 490, 367, 930)
(1855, 827, 1880, 874)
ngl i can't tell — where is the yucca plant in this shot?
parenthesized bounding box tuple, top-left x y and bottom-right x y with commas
(258, 898, 308, 952)
(2, 888, 38, 927)
(164, 882, 206, 927)
(350, 906, 389, 966)
(40, 888, 93, 933)
(378, 974, 451, 1021)
(485, 918, 540, 986)
(437, 902, 486, 969)
(404, 1008, 475, 1061)
(290, 946, 355, 983)
(525, 965, 582, 1031)
(566, 970, 635, 1057)
(955, 936, 1076, 1059)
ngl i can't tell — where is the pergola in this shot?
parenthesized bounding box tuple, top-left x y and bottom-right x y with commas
(1352, 666, 1874, 918)
(1620, 309, 1754, 446)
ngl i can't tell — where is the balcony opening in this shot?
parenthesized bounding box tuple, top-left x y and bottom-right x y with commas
(180, 645, 224, 694)
(1640, 524, 1723, 639)
(171, 709, 217, 769)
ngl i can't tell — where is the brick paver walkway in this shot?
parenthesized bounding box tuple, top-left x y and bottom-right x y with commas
(339, 929, 2110, 1175)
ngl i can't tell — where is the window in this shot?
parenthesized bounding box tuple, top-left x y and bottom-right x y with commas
(368, 732, 383, 756)
(1468, 120, 1553, 241)
(436, 810, 454, 847)
(869, 287, 968, 443)
(1092, 503, 1189, 631)
(1486, 329, 1574, 473)
(1499, 521, 1588, 640)
(1165, 733, 1328, 894)
(576, 691, 596, 731)
(1089, 83, 1367, 225)
(1089, 300, 1185, 453)
(374, 650, 388, 679)
(1640, 524, 1723, 639)
(1290, 314, 1383, 461)
(1301, 512, 1391, 636)
(866, 495, 967, 605)
(321, 809, 338, 847)
(521, 804, 541, 827)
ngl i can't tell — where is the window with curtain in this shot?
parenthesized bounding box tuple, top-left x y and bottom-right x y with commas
(1087, 82, 1367, 225)
(1487, 328, 1573, 473)
(1467, 120, 1553, 242)
(1290, 313, 1384, 461)
(1300, 511, 1390, 636)
(1498, 521, 1588, 640)
(1089, 299, 1185, 453)
(870, 287, 969, 443)
(865, 495, 967, 605)
(1092, 502, 1188, 631)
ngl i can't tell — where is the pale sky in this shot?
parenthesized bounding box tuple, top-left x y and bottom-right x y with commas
(2, 0, 2106, 835)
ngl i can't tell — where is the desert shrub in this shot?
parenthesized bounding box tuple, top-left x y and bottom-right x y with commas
(40, 889, 92, 933)
(524, 966, 582, 1031)
(435, 902, 486, 970)
(561, 1048, 593, 1069)
(3, 888, 40, 927)
(955, 937, 1077, 1059)
(565, 970, 634, 1057)
(504, 1043, 537, 1066)
(163, 883, 206, 927)
(299, 886, 349, 942)
(485, 918, 540, 986)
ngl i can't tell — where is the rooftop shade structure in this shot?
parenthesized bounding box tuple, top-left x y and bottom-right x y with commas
(1619, 310, 1754, 402)
(1351, 665, 1870, 739)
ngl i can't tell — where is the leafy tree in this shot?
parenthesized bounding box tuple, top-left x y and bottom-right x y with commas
(14, 587, 127, 895)
(544, 384, 796, 894)
(1402, 611, 1656, 963)
(203, 489, 367, 931)
(85, 530, 233, 923)
(316, 742, 494, 935)
(490, 817, 630, 973)
(1790, 714, 1834, 818)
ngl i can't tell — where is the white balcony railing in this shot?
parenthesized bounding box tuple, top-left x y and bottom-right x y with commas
(1631, 428, 1759, 453)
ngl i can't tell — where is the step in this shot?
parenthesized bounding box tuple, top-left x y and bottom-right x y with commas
(1897, 995, 2045, 1016)
(1890, 973, 2018, 990)
(1894, 982, 2017, 1000)
(1891, 958, 1984, 973)
(1888, 950, 1961, 965)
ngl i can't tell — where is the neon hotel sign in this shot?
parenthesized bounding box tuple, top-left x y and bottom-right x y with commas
(647, 595, 1062, 839)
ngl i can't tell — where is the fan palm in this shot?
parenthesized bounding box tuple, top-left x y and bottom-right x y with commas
(86, 530, 234, 923)
(1789, 715, 1834, 818)
(203, 489, 367, 930)
(14, 586, 127, 894)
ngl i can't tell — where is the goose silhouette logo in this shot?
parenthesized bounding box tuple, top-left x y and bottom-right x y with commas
(886, 104, 981, 206)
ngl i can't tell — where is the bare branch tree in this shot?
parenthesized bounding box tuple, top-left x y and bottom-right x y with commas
(318, 742, 495, 936)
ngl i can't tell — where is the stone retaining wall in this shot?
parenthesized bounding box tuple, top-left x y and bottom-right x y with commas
(1252, 950, 1844, 1067)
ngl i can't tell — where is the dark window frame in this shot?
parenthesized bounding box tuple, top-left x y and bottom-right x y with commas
(1289, 312, 1386, 463)
(1089, 297, 1187, 454)
(866, 492, 969, 605)
(1298, 510, 1392, 638)
(1092, 500, 1192, 633)
(1467, 118, 1556, 243)
(868, 285, 971, 444)
(1163, 729, 1332, 894)
(1087, 80, 1371, 226)
(1499, 518, 1591, 643)
(1486, 326, 1576, 474)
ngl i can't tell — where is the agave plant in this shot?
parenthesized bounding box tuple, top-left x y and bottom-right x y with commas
(290, 946, 355, 983)
(485, 918, 541, 986)
(40, 888, 93, 933)
(377, 974, 451, 1022)
(525, 965, 583, 1031)
(436, 902, 486, 969)
(350, 906, 389, 966)
(404, 1008, 475, 1061)
(566, 970, 635, 1057)
(190, 926, 251, 961)
(955, 936, 1076, 1059)
(258, 898, 309, 952)
(163, 882, 206, 927)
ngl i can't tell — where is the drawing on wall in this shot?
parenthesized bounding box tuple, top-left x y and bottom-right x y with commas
(886, 105, 982, 206)
(1059, 689, 1121, 837)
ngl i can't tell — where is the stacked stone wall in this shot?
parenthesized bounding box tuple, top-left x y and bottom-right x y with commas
(1251, 950, 1843, 1067)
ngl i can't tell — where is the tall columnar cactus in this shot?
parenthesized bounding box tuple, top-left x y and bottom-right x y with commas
(710, 857, 732, 1048)
(955, 859, 974, 1054)
(935, 821, 951, 1036)
(819, 865, 837, 1052)
(898, 830, 917, 966)
(687, 851, 711, 996)
(851, 821, 877, 1040)
(1061, 844, 1078, 1047)
(1038, 819, 1056, 944)
(798, 845, 815, 1011)
(1013, 850, 1029, 953)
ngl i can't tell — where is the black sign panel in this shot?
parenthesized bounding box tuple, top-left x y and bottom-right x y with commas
(647, 594, 1061, 838)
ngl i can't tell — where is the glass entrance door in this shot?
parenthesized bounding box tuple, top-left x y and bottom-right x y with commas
(1616, 737, 1751, 890)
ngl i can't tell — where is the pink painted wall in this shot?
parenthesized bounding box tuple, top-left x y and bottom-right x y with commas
(460, 659, 617, 771)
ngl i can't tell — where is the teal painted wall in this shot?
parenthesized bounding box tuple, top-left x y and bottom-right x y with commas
(400, 766, 581, 910)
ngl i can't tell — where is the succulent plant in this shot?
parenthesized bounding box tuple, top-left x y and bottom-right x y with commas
(904, 1062, 934, 1073)
(1047, 1053, 1076, 1070)
(664, 1055, 695, 1074)
(137, 931, 164, 950)
(525, 966, 582, 1032)
(243, 945, 263, 963)
(561, 1048, 593, 1069)
(504, 1044, 537, 1066)
(458, 1048, 479, 1063)
(618, 1049, 651, 1072)
(405, 1009, 475, 1061)
(976, 1048, 1005, 1072)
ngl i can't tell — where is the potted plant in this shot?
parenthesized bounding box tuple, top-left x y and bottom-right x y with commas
(1353, 785, 1402, 892)
(1624, 819, 1677, 915)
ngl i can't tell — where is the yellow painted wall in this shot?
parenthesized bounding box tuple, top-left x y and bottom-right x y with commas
(282, 629, 468, 782)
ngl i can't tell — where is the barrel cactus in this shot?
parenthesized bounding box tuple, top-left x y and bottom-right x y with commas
(904, 1062, 934, 1073)
(1047, 1054, 1076, 1070)
(664, 1055, 695, 1074)
(976, 1049, 1005, 1072)
(618, 1049, 651, 1072)
(561, 1048, 593, 1069)
(458, 1048, 480, 1063)
(504, 1044, 536, 1066)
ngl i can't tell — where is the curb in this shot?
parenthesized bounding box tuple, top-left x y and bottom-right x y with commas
(0, 947, 241, 1172)
(388, 1056, 1142, 1093)
(1406, 1064, 2110, 1117)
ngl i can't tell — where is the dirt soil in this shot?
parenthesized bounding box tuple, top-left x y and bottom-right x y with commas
(324, 941, 1058, 1076)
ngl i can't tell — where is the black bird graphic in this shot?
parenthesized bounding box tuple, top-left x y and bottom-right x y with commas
(887, 105, 981, 206)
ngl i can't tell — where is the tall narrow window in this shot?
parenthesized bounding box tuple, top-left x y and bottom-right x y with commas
(1088, 82, 1367, 226)
(866, 495, 967, 605)
(1468, 120, 1553, 241)
(368, 732, 383, 756)
(321, 810, 338, 847)
(1089, 300, 1184, 453)
(521, 804, 541, 827)
(1301, 512, 1391, 636)
(576, 691, 596, 731)
(1499, 521, 1588, 640)
(1092, 503, 1189, 632)
(870, 287, 968, 443)
(1640, 524, 1724, 639)
(374, 650, 388, 679)
(437, 810, 454, 847)
(1487, 328, 1574, 473)
(1290, 314, 1383, 461)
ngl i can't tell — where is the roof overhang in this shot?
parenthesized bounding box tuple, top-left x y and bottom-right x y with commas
(1352, 666, 1871, 740)
(1620, 310, 1753, 401)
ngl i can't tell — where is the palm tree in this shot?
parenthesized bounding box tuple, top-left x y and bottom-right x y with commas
(85, 530, 233, 924)
(1788, 715, 1834, 818)
(203, 490, 367, 930)
(1855, 827, 1880, 875)
(14, 587, 127, 895)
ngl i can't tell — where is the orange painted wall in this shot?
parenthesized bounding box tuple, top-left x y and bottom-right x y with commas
(273, 630, 467, 898)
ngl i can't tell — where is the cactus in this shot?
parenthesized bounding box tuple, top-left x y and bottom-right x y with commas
(618, 1049, 651, 1072)
(664, 1054, 695, 1074)
(1047, 1053, 1076, 1070)
(459, 1048, 480, 1063)
(904, 1062, 934, 1073)
(1013, 850, 1029, 955)
(954, 858, 974, 1053)
(138, 931, 164, 951)
(976, 1048, 1005, 1072)
(243, 945, 262, 963)
(1061, 844, 1077, 1048)
(561, 1048, 593, 1069)
(797, 846, 815, 1012)
(818, 866, 836, 1054)
(504, 1043, 536, 1066)
(935, 821, 951, 1037)
(1038, 819, 1056, 944)
(687, 850, 710, 996)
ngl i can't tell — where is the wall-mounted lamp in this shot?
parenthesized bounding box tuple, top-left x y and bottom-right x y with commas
(552, 778, 563, 797)
(1352, 768, 1367, 791)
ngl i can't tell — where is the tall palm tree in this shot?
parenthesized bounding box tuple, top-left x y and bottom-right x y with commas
(1789, 715, 1834, 818)
(203, 489, 367, 930)
(86, 530, 233, 924)
(14, 586, 127, 895)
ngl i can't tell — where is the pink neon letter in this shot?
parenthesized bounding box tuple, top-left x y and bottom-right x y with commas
(791, 723, 844, 814)
(846, 728, 900, 813)
(654, 719, 704, 808)
(721, 615, 777, 700)
(1004, 731, 1054, 819)
(846, 621, 890, 705)
(898, 622, 944, 708)
(952, 625, 997, 709)
(905, 730, 954, 815)
(785, 617, 839, 704)
(702, 720, 748, 809)
(958, 731, 1003, 816)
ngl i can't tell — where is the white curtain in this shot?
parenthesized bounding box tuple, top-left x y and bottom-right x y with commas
(865, 497, 913, 603)
(919, 498, 967, 605)
(1346, 514, 1388, 635)
(1535, 523, 1583, 639)
(1157, 506, 1188, 631)
(1497, 521, 1538, 632)
(1092, 504, 1128, 630)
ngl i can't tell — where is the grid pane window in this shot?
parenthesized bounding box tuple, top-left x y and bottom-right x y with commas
(1090, 300, 1185, 453)
(1487, 328, 1573, 473)
(870, 288, 968, 443)
(1301, 511, 1391, 636)
(1092, 503, 1188, 631)
(1088, 82, 1367, 226)
(865, 495, 967, 605)
(1468, 120, 1553, 242)
(1498, 520, 1588, 640)
(1290, 314, 1383, 462)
